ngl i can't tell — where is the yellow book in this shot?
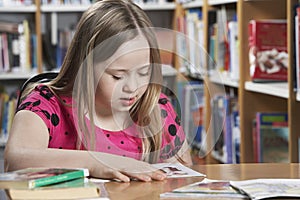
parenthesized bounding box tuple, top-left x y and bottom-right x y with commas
(7, 178, 101, 200)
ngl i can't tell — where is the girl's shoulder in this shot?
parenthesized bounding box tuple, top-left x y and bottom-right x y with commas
(18, 84, 72, 111)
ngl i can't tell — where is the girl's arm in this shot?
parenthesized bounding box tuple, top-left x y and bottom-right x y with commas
(4, 110, 166, 182)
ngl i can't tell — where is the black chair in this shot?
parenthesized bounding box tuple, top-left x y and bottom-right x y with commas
(16, 72, 59, 109)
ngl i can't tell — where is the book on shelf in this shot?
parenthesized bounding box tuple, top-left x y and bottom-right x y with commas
(7, 178, 101, 200)
(0, 20, 33, 72)
(254, 112, 289, 163)
(160, 178, 247, 198)
(248, 19, 288, 82)
(230, 178, 300, 200)
(185, 8, 203, 77)
(152, 162, 205, 178)
(0, 167, 89, 189)
(228, 19, 239, 81)
(211, 94, 239, 164)
(182, 81, 205, 148)
(0, 21, 21, 34)
(207, 9, 217, 72)
(295, 6, 300, 92)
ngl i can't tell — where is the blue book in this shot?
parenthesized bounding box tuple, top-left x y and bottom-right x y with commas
(256, 112, 289, 163)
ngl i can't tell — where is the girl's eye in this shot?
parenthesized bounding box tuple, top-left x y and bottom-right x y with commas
(138, 67, 150, 76)
(112, 75, 123, 80)
(138, 71, 149, 76)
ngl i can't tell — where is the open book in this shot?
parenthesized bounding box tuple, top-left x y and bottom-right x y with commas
(151, 163, 205, 178)
(160, 178, 247, 198)
(230, 178, 300, 200)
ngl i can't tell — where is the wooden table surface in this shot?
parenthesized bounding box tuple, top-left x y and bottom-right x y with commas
(104, 163, 300, 200)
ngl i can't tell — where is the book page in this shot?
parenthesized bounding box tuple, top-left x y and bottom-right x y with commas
(151, 163, 206, 178)
(230, 179, 300, 200)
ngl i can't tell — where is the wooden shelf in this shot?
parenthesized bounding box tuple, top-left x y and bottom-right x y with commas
(208, 0, 237, 5)
(0, 72, 36, 80)
(209, 70, 239, 88)
(136, 2, 176, 10)
(41, 4, 90, 12)
(41, 2, 176, 13)
(0, 5, 36, 12)
(183, 0, 204, 9)
(245, 81, 289, 99)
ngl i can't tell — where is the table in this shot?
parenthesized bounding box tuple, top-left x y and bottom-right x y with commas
(104, 163, 300, 200)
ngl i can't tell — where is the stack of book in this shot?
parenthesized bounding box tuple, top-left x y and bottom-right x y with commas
(0, 167, 102, 200)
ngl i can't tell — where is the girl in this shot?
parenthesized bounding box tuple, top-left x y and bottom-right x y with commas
(4, 0, 192, 182)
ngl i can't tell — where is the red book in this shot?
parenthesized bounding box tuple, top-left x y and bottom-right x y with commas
(248, 19, 288, 82)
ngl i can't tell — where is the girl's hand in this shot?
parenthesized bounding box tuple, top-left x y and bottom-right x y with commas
(89, 152, 167, 182)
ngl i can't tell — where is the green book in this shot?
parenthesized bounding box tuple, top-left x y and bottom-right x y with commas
(0, 168, 89, 189)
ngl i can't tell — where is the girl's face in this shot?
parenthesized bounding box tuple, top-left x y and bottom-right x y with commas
(95, 35, 151, 115)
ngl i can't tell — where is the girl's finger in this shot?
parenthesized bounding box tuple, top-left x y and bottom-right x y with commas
(107, 169, 131, 182)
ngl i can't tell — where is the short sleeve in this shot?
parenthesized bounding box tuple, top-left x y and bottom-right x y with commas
(17, 85, 77, 149)
(158, 93, 186, 161)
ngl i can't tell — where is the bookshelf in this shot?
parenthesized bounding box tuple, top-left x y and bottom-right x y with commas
(177, 0, 299, 163)
(1, 0, 299, 164)
(0, 1, 177, 146)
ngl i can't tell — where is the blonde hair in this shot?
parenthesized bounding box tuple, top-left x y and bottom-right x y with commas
(23, 0, 163, 163)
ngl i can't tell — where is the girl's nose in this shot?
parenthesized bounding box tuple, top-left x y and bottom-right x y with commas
(123, 75, 138, 92)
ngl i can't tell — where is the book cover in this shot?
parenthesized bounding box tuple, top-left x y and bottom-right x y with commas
(230, 178, 300, 200)
(160, 178, 246, 198)
(249, 19, 288, 82)
(7, 178, 101, 200)
(231, 110, 240, 164)
(255, 112, 289, 163)
(0, 168, 89, 189)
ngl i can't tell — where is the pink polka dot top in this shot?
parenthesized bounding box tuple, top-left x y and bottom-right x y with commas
(17, 85, 186, 162)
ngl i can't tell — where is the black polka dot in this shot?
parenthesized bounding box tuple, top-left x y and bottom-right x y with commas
(158, 98, 168, 105)
(106, 134, 110, 137)
(65, 132, 69, 135)
(121, 141, 124, 144)
(51, 114, 59, 126)
(40, 90, 53, 100)
(108, 146, 111, 149)
(161, 109, 168, 118)
(122, 155, 126, 157)
(59, 147, 62, 149)
(41, 110, 50, 119)
(32, 100, 41, 107)
(168, 124, 177, 136)
(19, 102, 31, 110)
